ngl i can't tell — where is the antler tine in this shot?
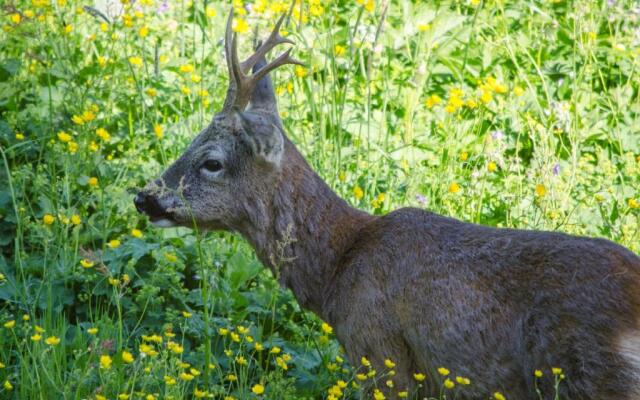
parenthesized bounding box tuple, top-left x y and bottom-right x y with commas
(249, 48, 305, 85)
(222, 8, 241, 111)
(240, 13, 294, 74)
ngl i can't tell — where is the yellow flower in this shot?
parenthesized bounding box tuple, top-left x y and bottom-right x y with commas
(294, 65, 307, 78)
(417, 22, 430, 32)
(460, 151, 469, 161)
(22, 314, 29, 321)
(384, 359, 396, 369)
(353, 186, 364, 200)
(31, 333, 42, 341)
(232, 18, 249, 33)
(71, 214, 81, 225)
(108, 239, 121, 249)
(321, 322, 333, 334)
(45, 336, 60, 345)
(153, 124, 163, 139)
(88, 177, 98, 186)
(191, 74, 201, 83)
(218, 327, 229, 336)
(356, 0, 375, 12)
(456, 376, 471, 385)
(182, 311, 192, 318)
(164, 375, 177, 385)
(226, 374, 237, 381)
(480, 90, 492, 104)
(3, 380, 12, 390)
(118, 395, 130, 400)
(88, 327, 98, 335)
(534, 369, 543, 378)
(487, 161, 497, 173)
(129, 56, 143, 66)
(194, 388, 207, 398)
(145, 87, 157, 97)
(10, 13, 21, 24)
(494, 392, 506, 400)
(63, 24, 73, 34)
(334, 44, 346, 56)
(80, 259, 94, 268)
(361, 356, 371, 367)
(552, 367, 563, 375)
(179, 64, 194, 73)
(444, 378, 455, 389)
(43, 214, 55, 225)
(448, 182, 460, 193)
(356, 373, 367, 381)
(15, 132, 25, 140)
(139, 26, 149, 37)
(513, 86, 524, 96)
(122, 350, 134, 363)
(255, 342, 264, 351)
(235, 355, 247, 365)
(140, 343, 158, 357)
(413, 373, 426, 381)
(96, 128, 110, 141)
(57, 131, 72, 142)
(100, 354, 112, 369)
(535, 184, 546, 197)
(252, 384, 265, 395)
(131, 228, 143, 238)
(628, 198, 639, 209)
(34, 325, 45, 333)
(425, 94, 442, 108)
(437, 367, 450, 376)
(205, 6, 216, 17)
(168, 342, 184, 354)
(398, 392, 408, 398)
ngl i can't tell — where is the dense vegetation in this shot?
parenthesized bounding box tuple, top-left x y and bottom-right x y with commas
(0, 0, 638, 398)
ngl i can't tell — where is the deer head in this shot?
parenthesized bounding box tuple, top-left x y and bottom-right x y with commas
(134, 10, 303, 231)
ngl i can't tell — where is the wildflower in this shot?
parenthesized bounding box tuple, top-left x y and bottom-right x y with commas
(513, 86, 524, 96)
(487, 161, 497, 173)
(386, 379, 394, 388)
(100, 354, 112, 369)
(417, 23, 430, 32)
(58, 131, 72, 142)
(456, 376, 471, 385)
(182, 311, 192, 318)
(45, 336, 60, 345)
(118, 395, 130, 400)
(3, 380, 12, 390)
(31, 333, 42, 341)
(179, 64, 194, 73)
(361, 356, 371, 367)
(373, 389, 385, 400)
(15, 132, 25, 140)
(356, 0, 375, 12)
(164, 375, 177, 385)
(34, 325, 45, 333)
(10, 13, 21, 24)
(80, 259, 94, 268)
(444, 378, 455, 389)
(194, 388, 207, 398)
(122, 350, 134, 363)
(448, 182, 460, 193)
(534, 369, 543, 378)
(139, 26, 149, 37)
(190, 368, 200, 376)
(0, 362, 4, 368)
(63, 24, 73, 34)
(356, 373, 367, 381)
(4, 320, 15, 329)
(131, 228, 143, 238)
(295, 65, 307, 78)
(88, 177, 98, 186)
(353, 186, 364, 200)
(398, 392, 408, 398)
(129, 56, 143, 66)
(108, 239, 121, 249)
(96, 128, 110, 141)
(334, 45, 346, 56)
(384, 359, 396, 368)
(413, 373, 426, 381)
(494, 392, 506, 400)
(22, 314, 29, 321)
(321, 322, 333, 334)
(230, 332, 240, 342)
(88, 327, 98, 335)
(270, 346, 281, 354)
(437, 367, 450, 376)
(205, 6, 216, 17)
(153, 124, 163, 139)
(552, 367, 563, 375)
(232, 18, 249, 33)
(168, 342, 184, 354)
(191, 74, 201, 83)
(252, 384, 265, 395)
(145, 88, 157, 97)
(226, 374, 237, 381)
(235, 356, 247, 365)
(629, 199, 639, 209)
(535, 184, 546, 197)
(425, 94, 442, 108)
(71, 214, 81, 225)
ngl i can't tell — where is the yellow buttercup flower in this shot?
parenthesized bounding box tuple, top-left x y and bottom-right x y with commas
(108, 239, 121, 249)
(45, 336, 60, 345)
(232, 18, 249, 33)
(252, 384, 265, 395)
(80, 259, 94, 268)
(444, 378, 455, 389)
(122, 350, 134, 363)
(413, 373, 426, 381)
(131, 228, 143, 238)
(88, 327, 98, 335)
(437, 367, 450, 376)
(100, 354, 112, 369)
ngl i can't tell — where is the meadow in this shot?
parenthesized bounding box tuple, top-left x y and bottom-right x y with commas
(0, 0, 639, 399)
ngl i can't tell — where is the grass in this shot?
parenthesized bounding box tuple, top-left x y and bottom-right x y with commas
(0, 0, 638, 399)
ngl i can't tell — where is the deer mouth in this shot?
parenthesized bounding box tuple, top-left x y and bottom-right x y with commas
(134, 192, 178, 227)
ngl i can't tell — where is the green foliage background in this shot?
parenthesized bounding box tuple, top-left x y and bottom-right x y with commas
(0, 0, 638, 398)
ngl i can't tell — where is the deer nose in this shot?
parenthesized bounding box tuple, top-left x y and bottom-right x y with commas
(134, 192, 149, 214)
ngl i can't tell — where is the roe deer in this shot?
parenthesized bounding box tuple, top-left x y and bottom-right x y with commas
(134, 10, 640, 400)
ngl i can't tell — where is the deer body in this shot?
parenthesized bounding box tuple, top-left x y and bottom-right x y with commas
(135, 11, 640, 400)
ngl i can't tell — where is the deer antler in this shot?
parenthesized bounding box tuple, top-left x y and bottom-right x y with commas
(221, 9, 304, 113)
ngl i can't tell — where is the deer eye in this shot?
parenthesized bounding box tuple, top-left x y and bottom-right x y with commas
(201, 159, 223, 173)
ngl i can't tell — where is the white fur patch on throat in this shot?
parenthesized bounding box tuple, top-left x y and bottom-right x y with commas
(151, 218, 177, 228)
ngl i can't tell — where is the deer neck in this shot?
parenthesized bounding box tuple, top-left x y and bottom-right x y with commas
(237, 141, 373, 319)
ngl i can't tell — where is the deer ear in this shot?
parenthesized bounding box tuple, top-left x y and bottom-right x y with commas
(247, 42, 280, 121)
(236, 111, 284, 167)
